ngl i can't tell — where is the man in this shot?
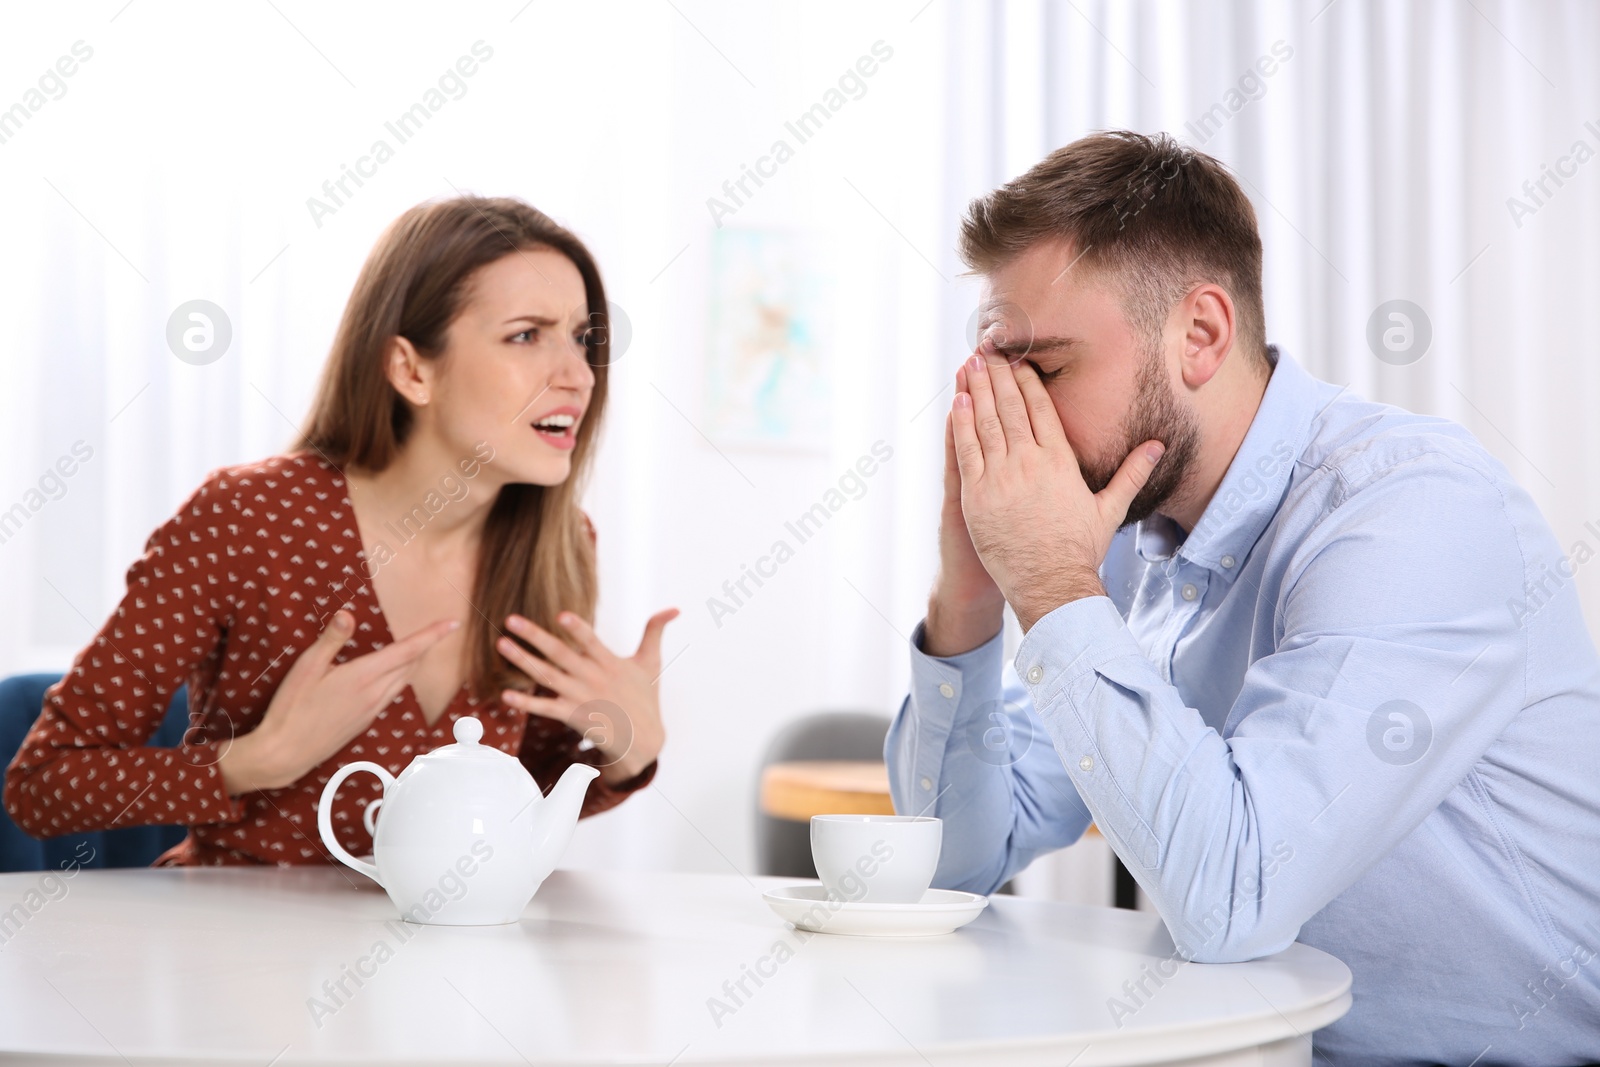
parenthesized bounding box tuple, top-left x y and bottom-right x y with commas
(885, 130, 1600, 1065)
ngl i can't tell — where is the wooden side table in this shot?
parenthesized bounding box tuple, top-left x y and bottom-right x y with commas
(759, 760, 897, 820)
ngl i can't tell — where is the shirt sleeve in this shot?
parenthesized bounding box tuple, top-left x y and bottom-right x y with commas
(3, 471, 246, 837)
(884, 618, 1093, 894)
(1013, 454, 1529, 962)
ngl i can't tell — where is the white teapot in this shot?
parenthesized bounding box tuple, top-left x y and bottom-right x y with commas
(316, 715, 599, 925)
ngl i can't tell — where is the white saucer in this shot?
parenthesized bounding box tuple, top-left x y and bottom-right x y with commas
(762, 884, 988, 936)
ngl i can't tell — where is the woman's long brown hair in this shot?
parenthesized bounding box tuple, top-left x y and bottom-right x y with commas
(296, 195, 611, 699)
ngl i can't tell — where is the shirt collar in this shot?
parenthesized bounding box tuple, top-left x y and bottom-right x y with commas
(1134, 513, 1183, 563)
(1144, 345, 1330, 576)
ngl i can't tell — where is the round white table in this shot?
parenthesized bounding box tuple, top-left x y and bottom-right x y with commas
(0, 866, 1350, 1066)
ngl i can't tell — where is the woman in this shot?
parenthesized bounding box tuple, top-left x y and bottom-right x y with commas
(3, 196, 676, 865)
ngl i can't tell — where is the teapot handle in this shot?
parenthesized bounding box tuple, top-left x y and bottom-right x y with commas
(362, 798, 383, 838)
(317, 761, 395, 885)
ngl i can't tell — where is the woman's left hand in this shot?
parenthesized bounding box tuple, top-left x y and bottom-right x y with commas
(497, 608, 680, 785)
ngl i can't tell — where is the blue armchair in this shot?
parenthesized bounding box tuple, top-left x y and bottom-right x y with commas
(0, 672, 191, 872)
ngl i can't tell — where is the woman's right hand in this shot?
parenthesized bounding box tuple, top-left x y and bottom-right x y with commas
(217, 611, 459, 795)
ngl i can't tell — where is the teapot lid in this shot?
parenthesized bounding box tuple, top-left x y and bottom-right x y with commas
(423, 716, 514, 762)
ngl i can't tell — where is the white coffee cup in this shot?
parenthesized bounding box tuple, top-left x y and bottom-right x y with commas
(810, 814, 942, 904)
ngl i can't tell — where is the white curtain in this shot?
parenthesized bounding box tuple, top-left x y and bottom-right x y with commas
(1, 1, 1594, 895)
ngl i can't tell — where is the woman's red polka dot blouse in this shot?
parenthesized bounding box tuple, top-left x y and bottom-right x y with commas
(2, 452, 655, 866)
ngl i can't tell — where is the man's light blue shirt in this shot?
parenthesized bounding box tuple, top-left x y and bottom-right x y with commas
(886, 346, 1600, 1065)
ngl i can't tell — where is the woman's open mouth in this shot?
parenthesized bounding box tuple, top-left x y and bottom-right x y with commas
(531, 406, 581, 451)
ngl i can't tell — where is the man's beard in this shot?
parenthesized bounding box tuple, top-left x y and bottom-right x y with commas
(1077, 342, 1201, 528)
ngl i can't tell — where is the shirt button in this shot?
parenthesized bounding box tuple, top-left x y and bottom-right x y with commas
(1220, 555, 1236, 569)
(1181, 583, 1198, 601)
(938, 682, 955, 699)
(1079, 756, 1094, 772)
(919, 776, 933, 790)
(1026, 665, 1043, 684)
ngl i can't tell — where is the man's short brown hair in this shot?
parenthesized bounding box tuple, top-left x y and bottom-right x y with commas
(958, 130, 1269, 369)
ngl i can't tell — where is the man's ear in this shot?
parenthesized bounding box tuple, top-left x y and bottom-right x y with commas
(383, 335, 433, 407)
(1176, 283, 1236, 390)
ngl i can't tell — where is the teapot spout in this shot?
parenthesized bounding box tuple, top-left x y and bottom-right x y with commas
(528, 761, 601, 890)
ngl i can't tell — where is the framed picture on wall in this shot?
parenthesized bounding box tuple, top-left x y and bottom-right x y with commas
(703, 226, 830, 452)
